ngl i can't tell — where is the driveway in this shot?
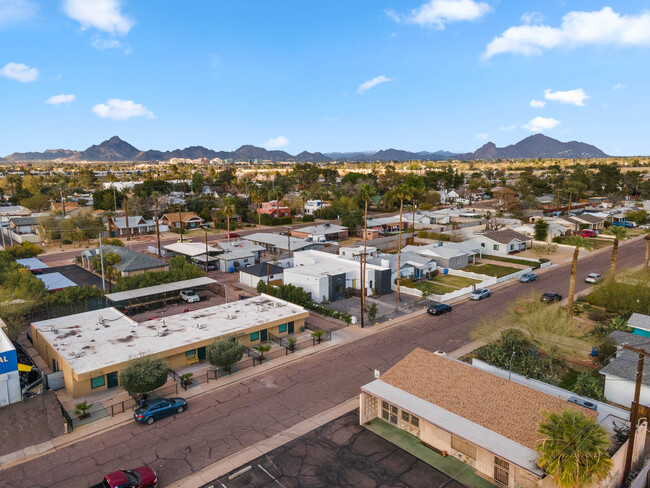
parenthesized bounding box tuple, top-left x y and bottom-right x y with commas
(1, 238, 645, 488)
(206, 410, 466, 488)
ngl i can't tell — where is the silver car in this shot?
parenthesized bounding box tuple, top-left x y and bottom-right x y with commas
(470, 288, 491, 300)
(180, 289, 200, 303)
(585, 273, 603, 284)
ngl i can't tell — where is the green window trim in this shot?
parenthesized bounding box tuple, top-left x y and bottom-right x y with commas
(250, 331, 259, 341)
(91, 375, 105, 389)
(279, 323, 287, 333)
(185, 349, 197, 358)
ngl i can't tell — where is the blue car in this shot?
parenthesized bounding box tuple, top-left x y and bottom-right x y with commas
(134, 397, 187, 425)
(427, 303, 452, 316)
(519, 272, 538, 283)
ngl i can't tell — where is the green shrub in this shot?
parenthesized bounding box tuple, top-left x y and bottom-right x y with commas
(4, 242, 44, 259)
(302, 215, 315, 222)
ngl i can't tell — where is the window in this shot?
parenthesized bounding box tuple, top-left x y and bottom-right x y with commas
(279, 323, 287, 333)
(401, 411, 420, 428)
(185, 349, 196, 358)
(250, 331, 259, 341)
(481, 242, 486, 247)
(452, 436, 477, 460)
(91, 375, 105, 389)
(381, 401, 398, 425)
(493, 244, 499, 251)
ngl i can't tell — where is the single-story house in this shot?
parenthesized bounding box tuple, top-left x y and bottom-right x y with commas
(217, 240, 265, 263)
(239, 262, 284, 288)
(366, 216, 407, 234)
(366, 252, 437, 283)
(8, 216, 41, 236)
(601, 329, 650, 408)
(628, 313, 650, 337)
(402, 244, 472, 269)
(81, 245, 169, 277)
(468, 230, 533, 256)
(210, 210, 242, 226)
(291, 223, 348, 241)
(243, 233, 325, 254)
(160, 212, 204, 230)
(555, 213, 606, 232)
(512, 222, 567, 241)
(108, 216, 158, 237)
(0, 205, 31, 218)
(362, 348, 644, 488)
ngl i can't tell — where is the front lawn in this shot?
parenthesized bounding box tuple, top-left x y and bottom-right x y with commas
(401, 279, 456, 295)
(463, 263, 521, 278)
(430, 274, 480, 288)
(480, 255, 542, 268)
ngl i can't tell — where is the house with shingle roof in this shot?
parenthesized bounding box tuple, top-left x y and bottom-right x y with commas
(467, 229, 533, 256)
(81, 245, 169, 277)
(362, 348, 643, 488)
(108, 215, 157, 237)
(160, 211, 204, 230)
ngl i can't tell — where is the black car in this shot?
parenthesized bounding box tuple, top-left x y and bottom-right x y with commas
(541, 292, 562, 303)
(427, 303, 452, 316)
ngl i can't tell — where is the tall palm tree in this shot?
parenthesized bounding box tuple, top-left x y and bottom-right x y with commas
(249, 188, 265, 231)
(537, 409, 612, 488)
(358, 184, 377, 327)
(608, 226, 628, 276)
(564, 236, 594, 316)
(390, 184, 414, 309)
(644, 227, 650, 271)
(221, 197, 237, 242)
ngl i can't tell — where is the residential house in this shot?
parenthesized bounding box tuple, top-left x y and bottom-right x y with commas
(291, 223, 348, 241)
(555, 213, 606, 232)
(81, 245, 169, 277)
(160, 212, 204, 230)
(4, 216, 42, 244)
(303, 199, 329, 216)
(512, 222, 567, 241)
(366, 216, 408, 234)
(0, 205, 31, 218)
(362, 348, 644, 488)
(258, 200, 291, 218)
(366, 252, 437, 283)
(468, 230, 533, 256)
(239, 262, 284, 288)
(601, 329, 650, 408)
(284, 250, 391, 302)
(401, 243, 473, 269)
(210, 209, 242, 226)
(108, 216, 158, 237)
(243, 232, 325, 254)
(218, 240, 265, 263)
(628, 313, 650, 337)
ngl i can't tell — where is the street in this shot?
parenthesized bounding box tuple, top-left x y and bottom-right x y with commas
(1, 238, 645, 488)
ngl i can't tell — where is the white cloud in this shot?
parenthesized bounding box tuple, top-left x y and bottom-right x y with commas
(92, 98, 154, 120)
(0, 0, 38, 26)
(265, 136, 289, 149)
(484, 7, 650, 58)
(46, 94, 76, 105)
(613, 82, 625, 90)
(523, 116, 560, 132)
(544, 88, 589, 106)
(0, 62, 38, 82)
(530, 99, 546, 108)
(475, 133, 488, 140)
(499, 124, 516, 131)
(388, 0, 490, 29)
(63, 0, 133, 35)
(520, 11, 544, 25)
(357, 75, 392, 94)
(91, 37, 122, 49)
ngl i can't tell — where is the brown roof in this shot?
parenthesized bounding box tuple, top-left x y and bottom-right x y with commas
(576, 213, 605, 224)
(379, 348, 596, 450)
(162, 212, 203, 223)
(52, 201, 79, 210)
(480, 229, 531, 244)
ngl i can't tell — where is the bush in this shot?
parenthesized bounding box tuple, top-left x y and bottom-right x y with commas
(302, 214, 315, 222)
(587, 310, 608, 322)
(207, 338, 244, 371)
(100, 238, 124, 247)
(119, 356, 169, 395)
(5, 242, 44, 259)
(569, 371, 605, 401)
(417, 230, 451, 241)
(62, 239, 72, 245)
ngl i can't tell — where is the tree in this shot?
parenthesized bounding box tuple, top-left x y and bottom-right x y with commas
(390, 184, 414, 308)
(367, 303, 378, 323)
(494, 188, 520, 213)
(191, 172, 205, 194)
(644, 228, 650, 271)
(92, 251, 121, 292)
(537, 409, 612, 488)
(310, 328, 325, 344)
(564, 236, 595, 316)
(249, 188, 265, 231)
(206, 338, 244, 372)
(20, 193, 50, 211)
(75, 400, 94, 419)
(221, 197, 237, 241)
(626, 209, 648, 225)
(534, 219, 549, 242)
(4, 241, 44, 259)
(119, 356, 169, 395)
(340, 209, 363, 233)
(254, 344, 271, 361)
(608, 226, 628, 276)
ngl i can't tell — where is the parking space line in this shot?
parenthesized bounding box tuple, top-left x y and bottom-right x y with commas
(258, 464, 286, 488)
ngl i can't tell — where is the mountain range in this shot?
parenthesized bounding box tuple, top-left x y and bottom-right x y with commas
(1, 134, 608, 163)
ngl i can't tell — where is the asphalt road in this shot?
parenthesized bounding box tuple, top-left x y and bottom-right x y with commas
(2, 238, 644, 488)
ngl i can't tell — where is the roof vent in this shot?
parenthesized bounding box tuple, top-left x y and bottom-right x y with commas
(157, 330, 168, 337)
(567, 396, 598, 411)
(196, 323, 207, 329)
(50, 326, 59, 334)
(226, 314, 236, 320)
(434, 350, 448, 356)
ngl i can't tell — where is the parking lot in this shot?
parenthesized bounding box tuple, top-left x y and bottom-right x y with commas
(204, 411, 465, 488)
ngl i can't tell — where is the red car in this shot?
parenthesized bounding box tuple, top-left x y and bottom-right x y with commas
(579, 229, 596, 238)
(225, 232, 240, 238)
(92, 466, 157, 488)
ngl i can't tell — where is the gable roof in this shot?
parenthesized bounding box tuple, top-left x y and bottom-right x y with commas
(101, 245, 168, 273)
(377, 348, 596, 450)
(479, 230, 531, 245)
(161, 212, 203, 223)
(240, 262, 284, 277)
(628, 313, 650, 332)
(600, 331, 650, 386)
(112, 216, 148, 229)
(575, 213, 605, 224)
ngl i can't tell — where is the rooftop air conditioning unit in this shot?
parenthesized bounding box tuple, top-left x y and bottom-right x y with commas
(226, 314, 236, 320)
(567, 396, 598, 411)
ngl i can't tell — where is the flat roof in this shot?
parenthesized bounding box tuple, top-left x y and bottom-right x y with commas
(105, 277, 217, 302)
(37, 272, 76, 291)
(16, 258, 49, 270)
(33, 294, 308, 375)
(244, 232, 322, 251)
(0, 327, 15, 354)
(164, 242, 221, 257)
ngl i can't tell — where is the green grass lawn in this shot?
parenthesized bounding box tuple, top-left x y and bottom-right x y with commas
(402, 279, 456, 295)
(430, 274, 480, 288)
(463, 263, 521, 278)
(479, 254, 541, 268)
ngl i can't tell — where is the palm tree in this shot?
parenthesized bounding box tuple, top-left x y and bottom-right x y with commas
(358, 184, 377, 327)
(221, 197, 237, 242)
(564, 236, 594, 316)
(254, 344, 271, 361)
(644, 227, 650, 271)
(249, 188, 265, 231)
(390, 184, 414, 309)
(608, 226, 628, 276)
(537, 409, 612, 488)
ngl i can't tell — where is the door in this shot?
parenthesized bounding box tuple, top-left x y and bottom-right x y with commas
(288, 321, 294, 334)
(260, 329, 268, 342)
(107, 372, 119, 389)
(197, 346, 206, 361)
(494, 457, 510, 486)
(52, 358, 59, 372)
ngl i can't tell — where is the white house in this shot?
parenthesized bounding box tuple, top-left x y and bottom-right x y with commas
(303, 199, 329, 215)
(239, 262, 284, 288)
(601, 330, 650, 408)
(467, 230, 532, 256)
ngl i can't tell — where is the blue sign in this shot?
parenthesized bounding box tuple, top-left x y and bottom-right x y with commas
(0, 349, 18, 375)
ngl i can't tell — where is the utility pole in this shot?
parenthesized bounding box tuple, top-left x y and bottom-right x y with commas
(113, 186, 117, 213)
(266, 263, 270, 294)
(178, 206, 183, 243)
(123, 194, 130, 241)
(622, 345, 649, 483)
(154, 196, 161, 256)
(59, 187, 66, 218)
(354, 250, 368, 328)
(204, 225, 209, 273)
(568, 192, 572, 215)
(0, 215, 5, 248)
(98, 233, 106, 292)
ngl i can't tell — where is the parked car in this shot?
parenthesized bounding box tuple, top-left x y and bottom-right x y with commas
(585, 273, 603, 284)
(427, 303, 452, 316)
(90, 466, 158, 488)
(225, 232, 240, 238)
(134, 397, 187, 425)
(469, 288, 491, 300)
(612, 221, 635, 228)
(519, 273, 538, 283)
(541, 292, 562, 303)
(180, 289, 200, 303)
(579, 229, 596, 238)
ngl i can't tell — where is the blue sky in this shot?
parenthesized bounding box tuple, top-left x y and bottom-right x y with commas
(1, 0, 650, 156)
